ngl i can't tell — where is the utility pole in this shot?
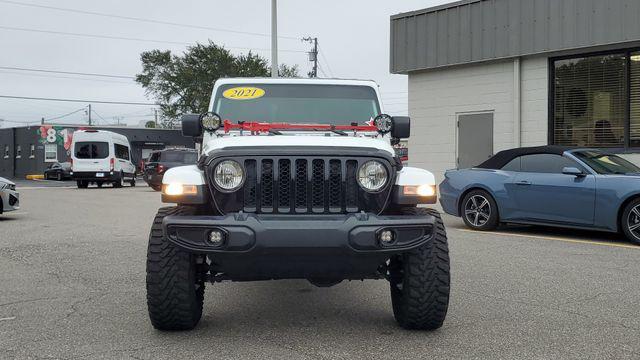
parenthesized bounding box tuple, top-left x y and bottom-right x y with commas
(271, 0, 278, 77)
(302, 37, 318, 78)
(87, 104, 92, 126)
(154, 109, 158, 127)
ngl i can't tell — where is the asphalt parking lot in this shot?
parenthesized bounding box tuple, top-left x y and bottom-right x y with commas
(1, 181, 639, 359)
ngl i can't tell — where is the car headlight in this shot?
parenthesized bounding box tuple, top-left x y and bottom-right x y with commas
(357, 160, 388, 192)
(213, 160, 244, 192)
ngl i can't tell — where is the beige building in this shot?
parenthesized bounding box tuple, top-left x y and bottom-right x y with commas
(391, 0, 640, 181)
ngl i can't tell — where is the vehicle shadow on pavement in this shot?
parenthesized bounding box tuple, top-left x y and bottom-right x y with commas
(450, 220, 634, 247)
(193, 280, 401, 332)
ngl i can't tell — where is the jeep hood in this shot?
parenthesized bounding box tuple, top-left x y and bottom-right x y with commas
(202, 135, 396, 156)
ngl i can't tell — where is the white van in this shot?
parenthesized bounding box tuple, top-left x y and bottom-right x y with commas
(70, 130, 136, 188)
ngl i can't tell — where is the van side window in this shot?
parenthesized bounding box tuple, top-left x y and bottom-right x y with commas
(115, 144, 130, 160)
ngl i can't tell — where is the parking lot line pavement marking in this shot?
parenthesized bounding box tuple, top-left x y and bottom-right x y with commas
(455, 228, 640, 250)
(16, 186, 76, 190)
(0, 317, 16, 322)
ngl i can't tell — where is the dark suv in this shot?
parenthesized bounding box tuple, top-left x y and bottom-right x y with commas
(143, 148, 198, 191)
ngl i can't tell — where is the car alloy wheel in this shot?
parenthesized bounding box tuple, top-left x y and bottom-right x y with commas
(626, 204, 640, 241)
(464, 195, 491, 227)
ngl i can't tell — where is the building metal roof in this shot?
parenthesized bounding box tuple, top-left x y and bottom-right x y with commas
(390, 0, 640, 74)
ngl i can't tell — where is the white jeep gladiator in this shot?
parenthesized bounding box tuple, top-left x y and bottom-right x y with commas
(146, 78, 450, 331)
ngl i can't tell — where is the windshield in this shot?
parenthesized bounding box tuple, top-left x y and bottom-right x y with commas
(572, 150, 640, 174)
(74, 142, 109, 159)
(159, 151, 197, 164)
(213, 84, 380, 125)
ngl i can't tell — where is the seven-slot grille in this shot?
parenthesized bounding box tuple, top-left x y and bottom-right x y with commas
(211, 157, 392, 214)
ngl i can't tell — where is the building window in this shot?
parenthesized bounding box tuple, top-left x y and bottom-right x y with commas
(630, 52, 640, 147)
(29, 144, 35, 159)
(44, 143, 58, 162)
(16, 145, 21, 159)
(552, 53, 627, 147)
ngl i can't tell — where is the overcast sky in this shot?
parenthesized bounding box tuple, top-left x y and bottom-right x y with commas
(0, 0, 448, 127)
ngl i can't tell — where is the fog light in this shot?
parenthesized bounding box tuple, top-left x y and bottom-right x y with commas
(208, 229, 225, 247)
(379, 230, 395, 244)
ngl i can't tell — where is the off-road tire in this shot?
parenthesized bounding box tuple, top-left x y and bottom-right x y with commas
(621, 198, 640, 245)
(146, 206, 205, 330)
(389, 207, 450, 330)
(76, 180, 88, 189)
(460, 189, 499, 231)
(130, 177, 136, 187)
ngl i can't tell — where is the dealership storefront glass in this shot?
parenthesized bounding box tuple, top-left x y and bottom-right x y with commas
(551, 50, 640, 149)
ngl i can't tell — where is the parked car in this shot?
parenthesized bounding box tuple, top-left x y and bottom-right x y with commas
(44, 162, 71, 181)
(440, 146, 640, 245)
(0, 176, 19, 214)
(70, 130, 136, 188)
(143, 148, 197, 191)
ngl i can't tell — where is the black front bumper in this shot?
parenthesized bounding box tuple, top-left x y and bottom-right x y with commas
(163, 212, 435, 280)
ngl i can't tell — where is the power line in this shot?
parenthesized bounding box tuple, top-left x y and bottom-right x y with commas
(45, 108, 86, 121)
(0, 95, 157, 106)
(0, 66, 133, 79)
(0, 26, 307, 53)
(0, 70, 134, 84)
(317, 44, 334, 77)
(0, 0, 300, 40)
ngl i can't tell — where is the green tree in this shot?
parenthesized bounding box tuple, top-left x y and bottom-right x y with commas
(135, 41, 299, 127)
(144, 120, 156, 128)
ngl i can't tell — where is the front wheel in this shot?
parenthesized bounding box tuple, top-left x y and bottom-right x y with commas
(146, 206, 205, 330)
(76, 180, 88, 189)
(389, 207, 450, 330)
(621, 198, 640, 245)
(460, 190, 499, 230)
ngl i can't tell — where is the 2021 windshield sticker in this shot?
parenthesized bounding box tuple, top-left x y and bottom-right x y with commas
(222, 87, 265, 100)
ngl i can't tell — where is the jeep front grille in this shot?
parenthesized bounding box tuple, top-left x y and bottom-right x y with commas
(207, 156, 394, 215)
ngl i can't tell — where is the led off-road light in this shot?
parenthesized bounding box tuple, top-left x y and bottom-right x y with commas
(378, 230, 395, 244)
(200, 112, 222, 131)
(373, 114, 393, 134)
(208, 229, 225, 247)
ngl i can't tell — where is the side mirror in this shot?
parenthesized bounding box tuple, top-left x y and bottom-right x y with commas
(391, 116, 410, 139)
(562, 167, 585, 177)
(181, 114, 202, 137)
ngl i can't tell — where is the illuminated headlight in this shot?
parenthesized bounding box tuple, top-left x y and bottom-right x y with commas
(200, 112, 221, 131)
(357, 161, 388, 192)
(163, 183, 197, 196)
(373, 114, 393, 133)
(403, 184, 436, 197)
(213, 160, 244, 192)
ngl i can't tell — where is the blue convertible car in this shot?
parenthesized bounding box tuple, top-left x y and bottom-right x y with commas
(440, 146, 640, 245)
